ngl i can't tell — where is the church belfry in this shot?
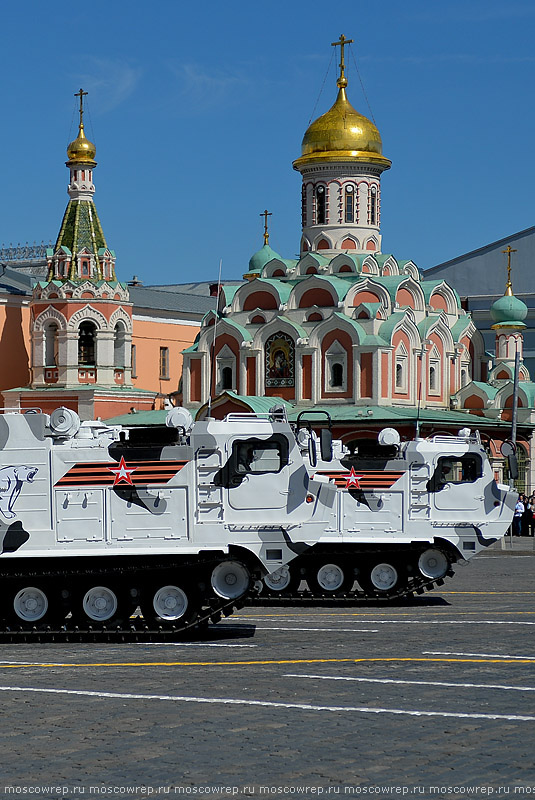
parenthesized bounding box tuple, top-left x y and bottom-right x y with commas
(47, 89, 116, 282)
(293, 36, 391, 256)
(18, 90, 150, 419)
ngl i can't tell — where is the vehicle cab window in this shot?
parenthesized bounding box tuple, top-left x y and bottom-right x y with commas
(234, 438, 287, 474)
(427, 455, 482, 492)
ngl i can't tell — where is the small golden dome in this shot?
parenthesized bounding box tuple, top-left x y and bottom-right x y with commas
(293, 85, 391, 170)
(67, 123, 96, 164)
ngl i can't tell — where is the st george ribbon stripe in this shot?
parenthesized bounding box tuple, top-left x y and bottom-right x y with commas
(56, 460, 188, 486)
(316, 471, 404, 488)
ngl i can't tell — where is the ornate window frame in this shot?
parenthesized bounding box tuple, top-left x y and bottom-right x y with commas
(325, 340, 347, 393)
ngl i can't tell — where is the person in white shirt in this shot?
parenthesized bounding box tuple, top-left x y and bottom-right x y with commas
(513, 498, 525, 536)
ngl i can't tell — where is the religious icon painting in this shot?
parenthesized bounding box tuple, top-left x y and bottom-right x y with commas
(265, 332, 295, 388)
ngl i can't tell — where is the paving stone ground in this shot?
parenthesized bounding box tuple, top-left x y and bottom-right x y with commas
(0, 552, 534, 799)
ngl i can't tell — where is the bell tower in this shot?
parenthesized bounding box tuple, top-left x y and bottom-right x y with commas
(5, 90, 156, 420)
(293, 36, 391, 256)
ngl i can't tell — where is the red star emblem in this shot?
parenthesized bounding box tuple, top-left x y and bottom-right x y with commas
(108, 456, 136, 486)
(345, 467, 364, 489)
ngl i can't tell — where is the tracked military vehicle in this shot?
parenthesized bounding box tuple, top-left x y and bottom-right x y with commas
(0, 404, 515, 633)
(259, 411, 517, 599)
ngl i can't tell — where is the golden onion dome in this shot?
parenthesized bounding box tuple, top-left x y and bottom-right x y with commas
(293, 82, 391, 171)
(67, 123, 96, 164)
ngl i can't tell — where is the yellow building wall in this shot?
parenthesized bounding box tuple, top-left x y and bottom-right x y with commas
(131, 317, 200, 401)
(0, 300, 32, 395)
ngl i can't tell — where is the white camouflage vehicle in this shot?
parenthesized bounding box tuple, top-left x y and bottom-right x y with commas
(0, 404, 515, 632)
(262, 410, 517, 597)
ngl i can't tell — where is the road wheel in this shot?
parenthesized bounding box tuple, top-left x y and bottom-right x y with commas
(308, 562, 353, 595)
(76, 584, 127, 625)
(359, 562, 401, 595)
(262, 565, 300, 595)
(141, 582, 197, 628)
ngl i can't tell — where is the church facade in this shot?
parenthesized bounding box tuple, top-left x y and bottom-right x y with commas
(182, 37, 535, 490)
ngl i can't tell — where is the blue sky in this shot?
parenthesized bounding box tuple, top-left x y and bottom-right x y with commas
(1, 0, 534, 286)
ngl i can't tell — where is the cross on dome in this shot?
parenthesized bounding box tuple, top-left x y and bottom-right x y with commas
(502, 245, 518, 297)
(331, 34, 354, 88)
(74, 88, 88, 127)
(260, 209, 272, 246)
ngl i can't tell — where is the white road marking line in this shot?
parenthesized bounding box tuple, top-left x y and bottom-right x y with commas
(283, 673, 535, 693)
(0, 685, 534, 721)
(133, 643, 257, 647)
(251, 627, 379, 633)
(0, 661, 65, 666)
(423, 650, 535, 660)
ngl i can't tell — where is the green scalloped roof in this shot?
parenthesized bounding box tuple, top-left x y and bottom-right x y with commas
(516, 381, 535, 405)
(254, 278, 294, 303)
(310, 275, 354, 301)
(300, 253, 332, 267)
(220, 284, 243, 305)
(221, 318, 253, 341)
(377, 276, 411, 300)
(373, 254, 396, 267)
(354, 301, 383, 319)
(362, 333, 389, 347)
(330, 312, 366, 343)
(464, 381, 499, 400)
(264, 257, 299, 272)
(450, 316, 472, 342)
(417, 316, 450, 340)
(378, 311, 409, 343)
(329, 253, 364, 270)
(276, 316, 309, 339)
(420, 279, 461, 307)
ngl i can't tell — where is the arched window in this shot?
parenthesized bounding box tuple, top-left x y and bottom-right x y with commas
(429, 346, 441, 394)
(395, 342, 408, 393)
(45, 323, 58, 367)
(344, 185, 354, 223)
(370, 185, 377, 225)
(315, 185, 326, 225)
(114, 321, 127, 368)
(331, 362, 344, 387)
(301, 184, 307, 227)
(78, 321, 96, 365)
(325, 340, 347, 393)
(216, 344, 236, 392)
(221, 366, 233, 390)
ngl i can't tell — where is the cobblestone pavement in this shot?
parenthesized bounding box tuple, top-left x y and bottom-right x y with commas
(0, 553, 534, 799)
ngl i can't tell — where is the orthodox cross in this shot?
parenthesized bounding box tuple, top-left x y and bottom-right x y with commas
(74, 88, 88, 126)
(331, 34, 353, 83)
(502, 245, 517, 296)
(260, 209, 272, 246)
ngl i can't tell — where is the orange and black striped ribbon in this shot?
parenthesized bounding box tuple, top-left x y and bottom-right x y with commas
(55, 460, 188, 487)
